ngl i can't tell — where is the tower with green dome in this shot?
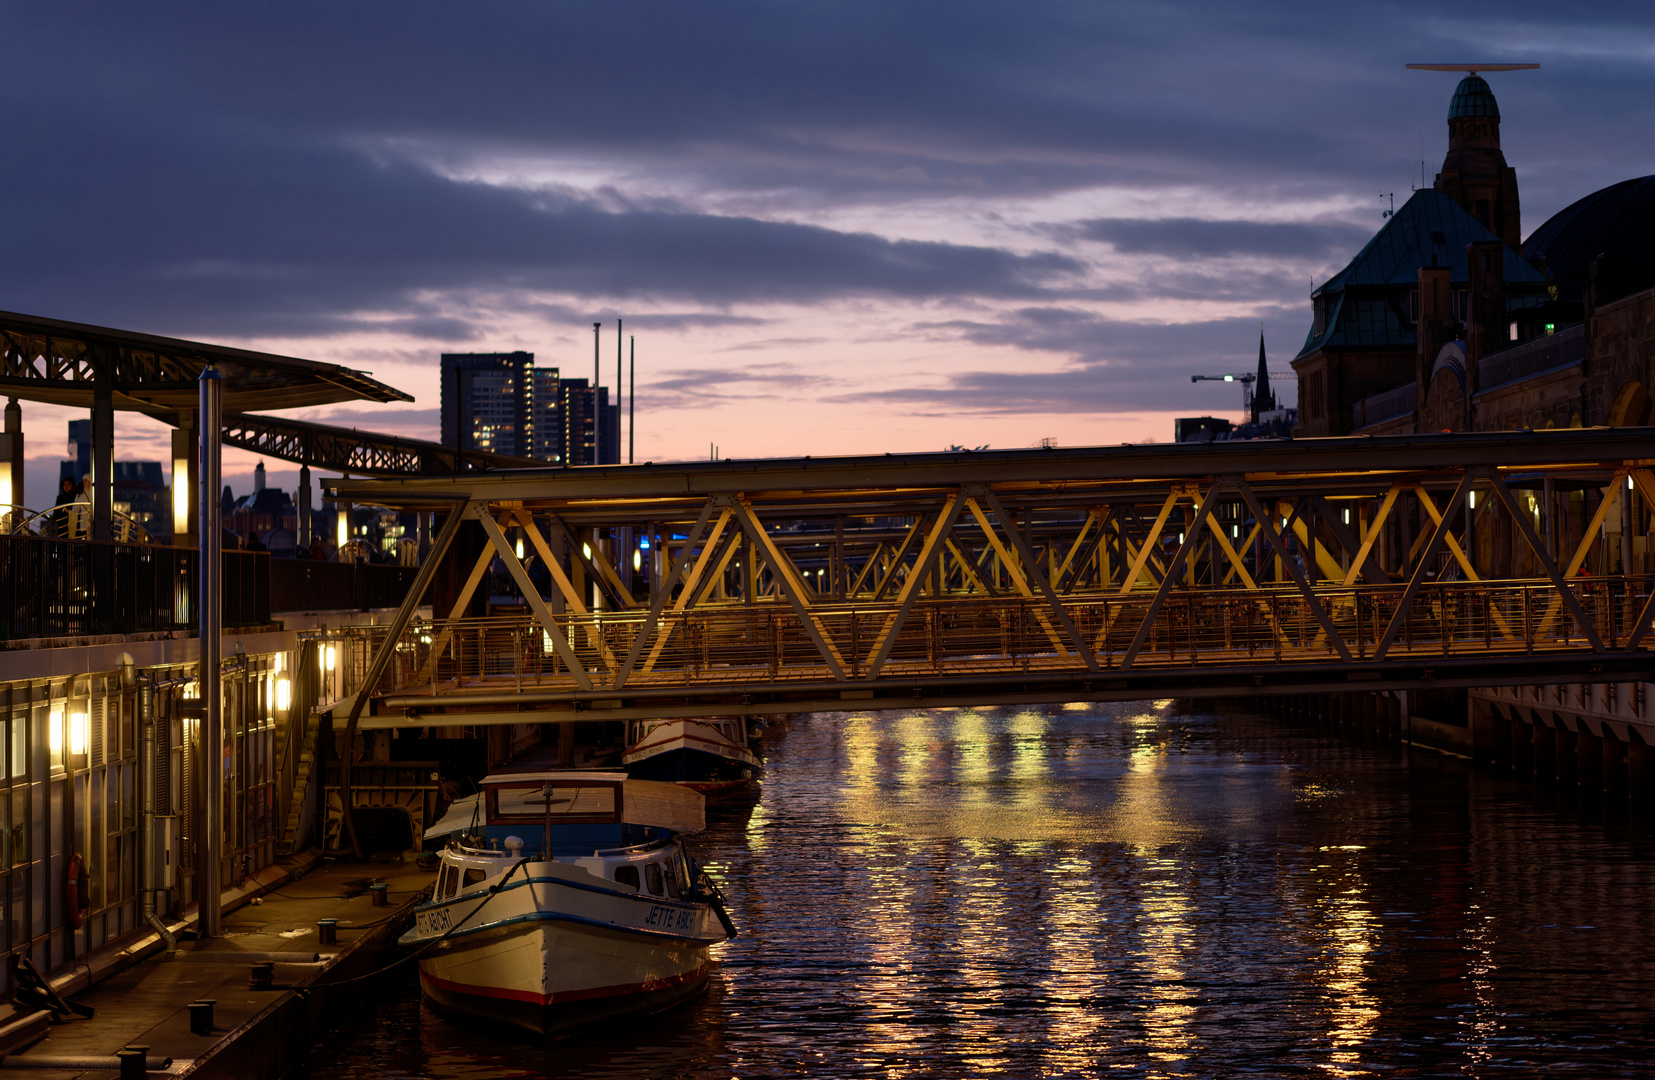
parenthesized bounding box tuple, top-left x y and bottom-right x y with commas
(1408, 64, 1537, 250)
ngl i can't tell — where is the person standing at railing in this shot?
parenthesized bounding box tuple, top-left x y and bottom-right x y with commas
(48, 476, 76, 537)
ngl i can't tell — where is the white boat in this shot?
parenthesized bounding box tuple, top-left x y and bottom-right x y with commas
(622, 718, 761, 801)
(400, 771, 735, 1037)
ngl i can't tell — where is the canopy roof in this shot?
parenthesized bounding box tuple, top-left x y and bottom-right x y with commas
(0, 309, 412, 417)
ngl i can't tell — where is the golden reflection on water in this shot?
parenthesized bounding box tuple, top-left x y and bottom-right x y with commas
(1312, 852, 1379, 1076)
(1118, 710, 1198, 1075)
(1037, 852, 1108, 1075)
(949, 837, 1016, 1075)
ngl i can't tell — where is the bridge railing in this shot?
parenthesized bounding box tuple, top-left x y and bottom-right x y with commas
(351, 576, 1655, 699)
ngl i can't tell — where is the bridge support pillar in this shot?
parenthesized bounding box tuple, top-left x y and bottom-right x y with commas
(1532, 717, 1558, 786)
(1471, 701, 1503, 768)
(1627, 731, 1654, 821)
(1510, 712, 1535, 780)
(1603, 728, 1630, 816)
(1555, 721, 1579, 797)
(1576, 723, 1604, 804)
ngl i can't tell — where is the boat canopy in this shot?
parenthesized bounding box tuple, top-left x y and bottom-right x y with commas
(423, 792, 481, 842)
(476, 771, 706, 835)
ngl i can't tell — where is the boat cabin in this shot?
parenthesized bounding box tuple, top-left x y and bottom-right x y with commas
(426, 771, 706, 902)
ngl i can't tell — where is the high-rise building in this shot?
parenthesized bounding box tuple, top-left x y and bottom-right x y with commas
(440, 350, 619, 466)
(530, 367, 564, 465)
(59, 418, 92, 483)
(558, 379, 620, 467)
(440, 352, 534, 457)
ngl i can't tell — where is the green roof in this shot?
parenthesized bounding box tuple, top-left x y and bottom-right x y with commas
(1295, 188, 1547, 360)
(1448, 75, 1500, 120)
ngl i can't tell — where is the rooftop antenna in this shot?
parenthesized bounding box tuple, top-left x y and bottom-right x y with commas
(1381, 191, 1395, 219)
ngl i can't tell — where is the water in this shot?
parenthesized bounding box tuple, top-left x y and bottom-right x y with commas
(311, 701, 1655, 1078)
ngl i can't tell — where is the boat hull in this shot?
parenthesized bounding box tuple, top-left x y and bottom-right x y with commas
(624, 720, 761, 802)
(419, 919, 713, 1036)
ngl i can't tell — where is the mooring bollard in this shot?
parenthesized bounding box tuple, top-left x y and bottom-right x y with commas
(318, 918, 338, 944)
(250, 961, 275, 990)
(188, 999, 216, 1035)
(117, 1048, 146, 1080)
(369, 883, 389, 907)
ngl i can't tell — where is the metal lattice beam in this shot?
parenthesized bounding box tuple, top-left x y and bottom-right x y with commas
(220, 412, 540, 477)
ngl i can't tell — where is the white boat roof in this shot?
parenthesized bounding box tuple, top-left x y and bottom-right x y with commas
(481, 770, 629, 785)
(474, 771, 706, 834)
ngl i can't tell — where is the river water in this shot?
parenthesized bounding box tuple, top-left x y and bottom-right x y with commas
(311, 701, 1655, 1078)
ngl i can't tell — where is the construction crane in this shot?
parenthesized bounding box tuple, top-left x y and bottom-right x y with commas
(1190, 372, 1295, 415)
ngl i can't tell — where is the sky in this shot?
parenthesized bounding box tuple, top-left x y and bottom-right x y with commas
(3, 2, 1653, 509)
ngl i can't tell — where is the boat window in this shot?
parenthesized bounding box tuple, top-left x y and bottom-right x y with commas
(645, 862, 664, 896)
(437, 865, 457, 900)
(463, 868, 486, 890)
(614, 865, 640, 890)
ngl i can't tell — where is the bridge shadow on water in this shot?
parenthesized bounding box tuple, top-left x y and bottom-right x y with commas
(311, 699, 1655, 1078)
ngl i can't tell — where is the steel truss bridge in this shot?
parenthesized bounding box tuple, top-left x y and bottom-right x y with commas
(328, 428, 1655, 732)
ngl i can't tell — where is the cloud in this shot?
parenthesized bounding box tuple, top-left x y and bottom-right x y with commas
(0, 128, 1084, 339)
(1074, 218, 1372, 259)
(642, 364, 825, 400)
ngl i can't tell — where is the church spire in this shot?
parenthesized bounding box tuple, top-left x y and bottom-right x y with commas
(1252, 327, 1271, 423)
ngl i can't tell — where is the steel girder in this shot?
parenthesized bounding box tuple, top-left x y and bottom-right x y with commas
(220, 412, 541, 477)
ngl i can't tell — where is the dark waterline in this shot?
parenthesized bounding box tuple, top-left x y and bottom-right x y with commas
(310, 702, 1655, 1078)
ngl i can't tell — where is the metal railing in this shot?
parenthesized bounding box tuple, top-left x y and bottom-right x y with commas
(1477, 323, 1585, 392)
(1351, 382, 1416, 431)
(269, 560, 419, 613)
(0, 534, 270, 640)
(338, 576, 1655, 702)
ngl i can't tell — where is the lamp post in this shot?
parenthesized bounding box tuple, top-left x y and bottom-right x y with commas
(591, 323, 601, 466)
(197, 367, 223, 938)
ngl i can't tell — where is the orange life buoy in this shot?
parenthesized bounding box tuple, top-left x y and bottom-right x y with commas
(65, 854, 91, 929)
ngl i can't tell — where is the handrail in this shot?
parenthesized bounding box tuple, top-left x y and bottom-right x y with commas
(8, 503, 152, 543)
(337, 575, 1655, 702)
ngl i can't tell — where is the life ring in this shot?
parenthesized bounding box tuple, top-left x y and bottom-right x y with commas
(65, 854, 91, 929)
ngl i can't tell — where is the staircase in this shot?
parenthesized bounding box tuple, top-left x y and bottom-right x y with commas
(277, 711, 321, 856)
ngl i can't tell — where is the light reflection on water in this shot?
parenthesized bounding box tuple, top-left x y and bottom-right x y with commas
(311, 701, 1655, 1078)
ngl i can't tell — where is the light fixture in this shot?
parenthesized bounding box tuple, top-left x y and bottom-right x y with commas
(1630, 476, 1636, 492)
(0, 460, 11, 510)
(632, 549, 642, 571)
(324, 645, 337, 672)
(1343, 508, 1350, 526)
(582, 542, 592, 559)
(1223, 375, 1234, 382)
(69, 712, 88, 757)
(272, 653, 283, 674)
(336, 512, 348, 549)
(515, 537, 525, 560)
(1468, 490, 1477, 510)
(172, 453, 190, 534)
(275, 678, 291, 712)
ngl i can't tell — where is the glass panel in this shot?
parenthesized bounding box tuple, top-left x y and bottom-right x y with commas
(490, 784, 617, 822)
(10, 715, 22, 780)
